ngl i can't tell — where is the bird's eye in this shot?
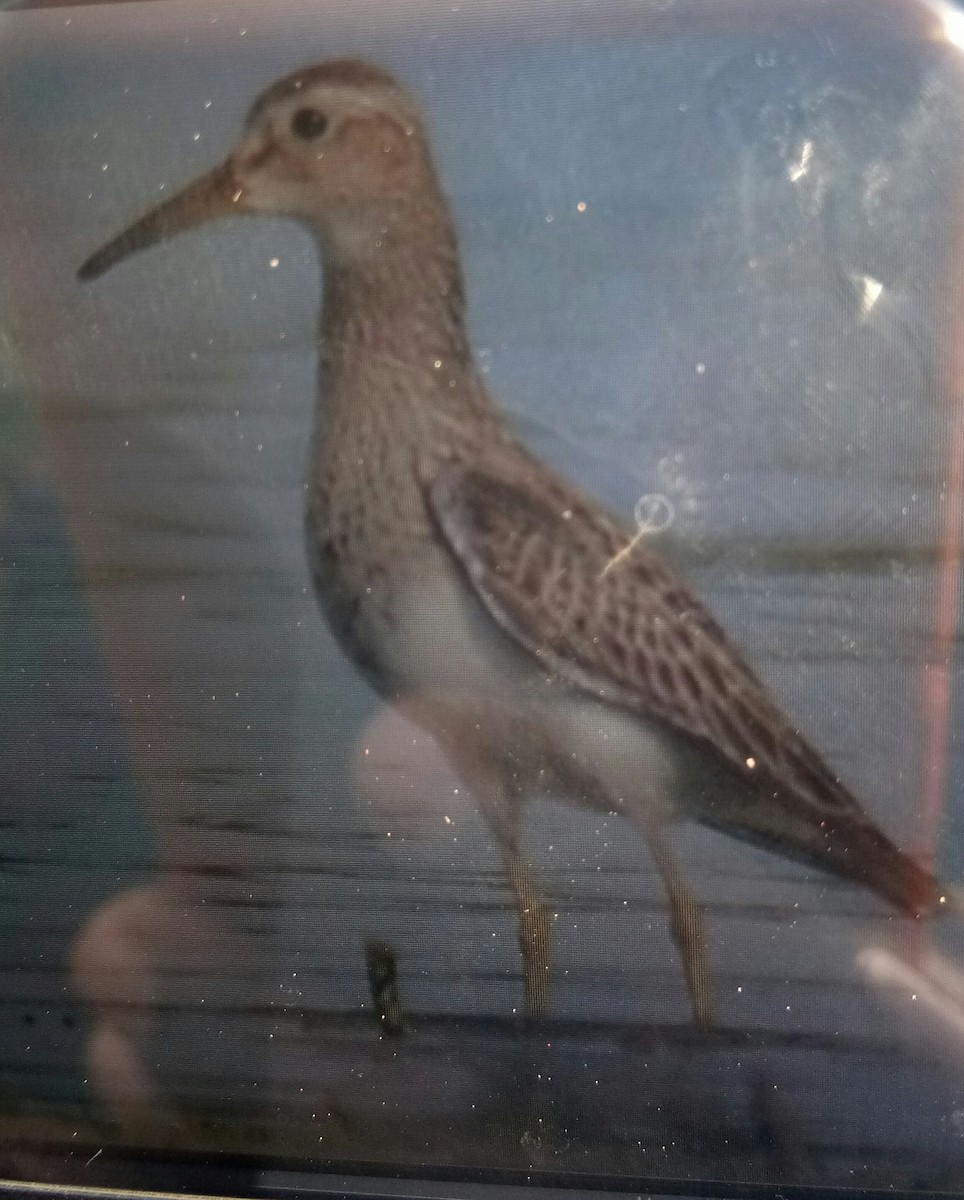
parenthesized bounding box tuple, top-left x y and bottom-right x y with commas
(291, 107, 329, 141)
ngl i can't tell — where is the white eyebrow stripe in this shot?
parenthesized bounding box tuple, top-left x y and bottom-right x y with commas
(263, 85, 418, 130)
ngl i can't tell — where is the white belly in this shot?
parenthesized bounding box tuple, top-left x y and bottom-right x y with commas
(363, 545, 693, 825)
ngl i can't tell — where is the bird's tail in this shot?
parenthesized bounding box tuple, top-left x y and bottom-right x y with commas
(703, 781, 942, 919)
(825, 816, 939, 919)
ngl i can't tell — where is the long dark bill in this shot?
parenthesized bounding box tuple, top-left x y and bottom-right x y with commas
(78, 162, 248, 282)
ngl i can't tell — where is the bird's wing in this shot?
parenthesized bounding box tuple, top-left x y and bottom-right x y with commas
(427, 455, 937, 919)
(427, 455, 866, 819)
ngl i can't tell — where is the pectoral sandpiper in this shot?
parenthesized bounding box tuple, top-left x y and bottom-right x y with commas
(79, 59, 944, 1027)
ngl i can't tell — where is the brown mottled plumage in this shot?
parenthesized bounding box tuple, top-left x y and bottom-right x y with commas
(79, 59, 940, 1027)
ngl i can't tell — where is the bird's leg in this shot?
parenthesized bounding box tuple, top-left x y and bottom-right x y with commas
(465, 762, 552, 1019)
(501, 846, 553, 1018)
(400, 701, 554, 1017)
(639, 820, 713, 1029)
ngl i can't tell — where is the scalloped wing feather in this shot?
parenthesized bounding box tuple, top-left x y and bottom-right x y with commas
(428, 458, 882, 827)
(427, 456, 938, 916)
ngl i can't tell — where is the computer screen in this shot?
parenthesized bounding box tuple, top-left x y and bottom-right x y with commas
(2, 0, 964, 1195)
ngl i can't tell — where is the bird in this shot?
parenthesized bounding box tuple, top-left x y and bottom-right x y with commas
(78, 58, 945, 1028)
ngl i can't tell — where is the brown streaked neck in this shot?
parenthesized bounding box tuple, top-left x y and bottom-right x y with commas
(316, 190, 474, 382)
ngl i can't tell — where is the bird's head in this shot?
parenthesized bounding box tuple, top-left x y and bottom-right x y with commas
(78, 59, 438, 280)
